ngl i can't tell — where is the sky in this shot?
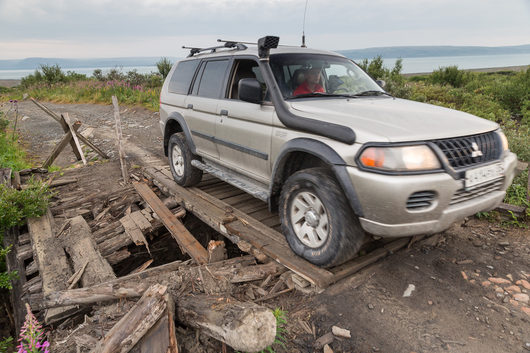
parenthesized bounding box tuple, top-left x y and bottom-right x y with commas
(0, 0, 529, 60)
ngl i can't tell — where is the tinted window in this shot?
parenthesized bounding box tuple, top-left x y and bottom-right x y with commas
(196, 60, 229, 99)
(168, 60, 200, 94)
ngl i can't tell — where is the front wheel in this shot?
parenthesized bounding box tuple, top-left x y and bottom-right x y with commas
(279, 168, 365, 267)
(168, 133, 202, 186)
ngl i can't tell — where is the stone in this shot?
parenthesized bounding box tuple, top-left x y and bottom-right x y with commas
(516, 279, 530, 290)
(513, 293, 529, 304)
(509, 299, 519, 307)
(332, 326, 351, 339)
(323, 344, 334, 353)
(456, 259, 473, 265)
(495, 287, 504, 293)
(461, 271, 468, 280)
(505, 285, 522, 294)
(481, 280, 492, 287)
(488, 277, 511, 285)
(521, 306, 530, 317)
(403, 284, 416, 297)
(368, 303, 374, 310)
(507, 274, 514, 282)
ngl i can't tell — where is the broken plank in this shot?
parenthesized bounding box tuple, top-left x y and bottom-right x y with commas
(120, 214, 150, 253)
(133, 182, 208, 265)
(42, 121, 81, 168)
(27, 210, 76, 323)
(91, 284, 170, 353)
(112, 96, 128, 183)
(63, 113, 86, 165)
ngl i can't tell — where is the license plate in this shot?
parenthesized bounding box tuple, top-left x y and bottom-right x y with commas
(465, 162, 504, 189)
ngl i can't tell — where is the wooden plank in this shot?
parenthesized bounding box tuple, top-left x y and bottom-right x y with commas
(112, 95, 128, 183)
(63, 113, 86, 165)
(120, 214, 150, 253)
(221, 192, 255, 206)
(30, 98, 108, 159)
(144, 166, 335, 288)
(133, 182, 208, 265)
(3, 227, 27, 332)
(129, 211, 152, 231)
(92, 284, 170, 353)
(65, 216, 116, 286)
(42, 121, 81, 168)
(27, 210, 77, 323)
(210, 187, 245, 200)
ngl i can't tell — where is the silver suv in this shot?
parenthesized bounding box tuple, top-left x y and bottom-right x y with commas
(159, 36, 517, 267)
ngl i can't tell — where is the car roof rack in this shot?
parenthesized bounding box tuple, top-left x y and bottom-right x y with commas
(182, 41, 248, 57)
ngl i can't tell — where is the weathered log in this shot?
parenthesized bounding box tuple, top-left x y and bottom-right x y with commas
(29, 256, 270, 310)
(3, 227, 26, 332)
(91, 284, 171, 353)
(64, 216, 116, 286)
(27, 210, 76, 323)
(177, 294, 276, 352)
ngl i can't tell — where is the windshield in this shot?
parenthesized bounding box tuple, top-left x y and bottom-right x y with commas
(269, 53, 384, 99)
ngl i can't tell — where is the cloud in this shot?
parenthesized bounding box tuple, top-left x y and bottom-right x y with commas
(0, 0, 529, 59)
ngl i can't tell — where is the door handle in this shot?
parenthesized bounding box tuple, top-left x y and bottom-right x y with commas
(220, 109, 228, 116)
(187, 104, 193, 109)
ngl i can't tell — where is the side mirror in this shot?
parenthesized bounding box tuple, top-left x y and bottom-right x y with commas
(376, 79, 386, 88)
(239, 78, 263, 104)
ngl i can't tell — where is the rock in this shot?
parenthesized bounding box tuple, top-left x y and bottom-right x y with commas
(461, 271, 468, 280)
(488, 277, 511, 285)
(509, 299, 519, 307)
(498, 241, 510, 246)
(456, 259, 473, 265)
(331, 326, 351, 339)
(513, 293, 529, 304)
(521, 306, 530, 317)
(323, 344, 334, 353)
(368, 303, 374, 310)
(481, 280, 492, 287)
(507, 274, 514, 282)
(314, 332, 334, 349)
(505, 285, 522, 294)
(403, 284, 416, 297)
(503, 297, 509, 303)
(516, 279, 530, 290)
(486, 265, 494, 270)
(495, 286, 504, 293)
(428, 300, 433, 305)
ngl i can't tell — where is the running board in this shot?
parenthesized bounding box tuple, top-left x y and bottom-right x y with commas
(191, 160, 269, 202)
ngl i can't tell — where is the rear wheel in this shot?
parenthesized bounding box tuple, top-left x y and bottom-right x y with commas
(168, 133, 202, 186)
(279, 167, 365, 267)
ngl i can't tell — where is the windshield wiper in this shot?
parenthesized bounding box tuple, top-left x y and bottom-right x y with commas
(288, 92, 351, 99)
(350, 90, 394, 97)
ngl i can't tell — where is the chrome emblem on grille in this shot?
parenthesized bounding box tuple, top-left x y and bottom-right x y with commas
(471, 142, 483, 158)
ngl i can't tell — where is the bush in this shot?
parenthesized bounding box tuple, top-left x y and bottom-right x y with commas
(492, 68, 530, 118)
(430, 66, 467, 87)
(157, 57, 172, 79)
(357, 56, 410, 98)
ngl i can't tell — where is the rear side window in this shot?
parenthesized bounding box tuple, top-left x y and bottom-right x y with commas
(195, 60, 229, 99)
(168, 60, 200, 94)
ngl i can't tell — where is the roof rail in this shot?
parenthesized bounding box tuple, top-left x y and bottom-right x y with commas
(182, 41, 247, 57)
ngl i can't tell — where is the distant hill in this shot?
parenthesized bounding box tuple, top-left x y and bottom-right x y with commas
(0, 57, 179, 70)
(338, 44, 530, 59)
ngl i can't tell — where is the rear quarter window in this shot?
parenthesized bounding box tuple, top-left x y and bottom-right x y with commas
(168, 60, 200, 94)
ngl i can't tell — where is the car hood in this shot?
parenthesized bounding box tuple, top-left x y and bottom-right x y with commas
(288, 97, 498, 143)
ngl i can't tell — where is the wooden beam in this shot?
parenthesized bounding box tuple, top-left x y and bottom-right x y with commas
(30, 97, 109, 159)
(133, 182, 208, 265)
(91, 284, 170, 353)
(63, 113, 86, 165)
(27, 210, 77, 323)
(42, 121, 81, 168)
(112, 96, 128, 183)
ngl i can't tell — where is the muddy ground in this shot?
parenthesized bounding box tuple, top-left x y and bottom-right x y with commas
(2, 100, 529, 353)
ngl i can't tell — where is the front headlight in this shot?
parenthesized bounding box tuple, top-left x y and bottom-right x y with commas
(358, 145, 441, 172)
(497, 130, 509, 151)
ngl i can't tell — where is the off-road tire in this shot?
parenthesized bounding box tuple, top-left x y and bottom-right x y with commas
(168, 133, 202, 187)
(279, 167, 365, 268)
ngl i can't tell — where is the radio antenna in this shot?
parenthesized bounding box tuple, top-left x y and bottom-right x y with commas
(301, 0, 309, 47)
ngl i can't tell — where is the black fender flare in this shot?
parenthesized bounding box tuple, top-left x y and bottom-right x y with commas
(269, 138, 364, 217)
(164, 113, 196, 156)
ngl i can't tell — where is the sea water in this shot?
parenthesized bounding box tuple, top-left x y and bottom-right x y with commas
(0, 53, 529, 79)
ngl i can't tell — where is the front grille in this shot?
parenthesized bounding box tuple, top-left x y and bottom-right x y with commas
(432, 131, 500, 169)
(407, 191, 436, 210)
(450, 178, 503, 205)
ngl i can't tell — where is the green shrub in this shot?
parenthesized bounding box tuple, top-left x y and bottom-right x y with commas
(157, 57, 172, 79)
(430, 66, 468, 87)
(492, 68, 530, 118)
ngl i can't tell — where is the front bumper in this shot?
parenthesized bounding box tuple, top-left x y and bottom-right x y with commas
(348, 151, 518, 237)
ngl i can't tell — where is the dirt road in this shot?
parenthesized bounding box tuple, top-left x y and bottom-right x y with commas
(8, 100, 530, 353)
